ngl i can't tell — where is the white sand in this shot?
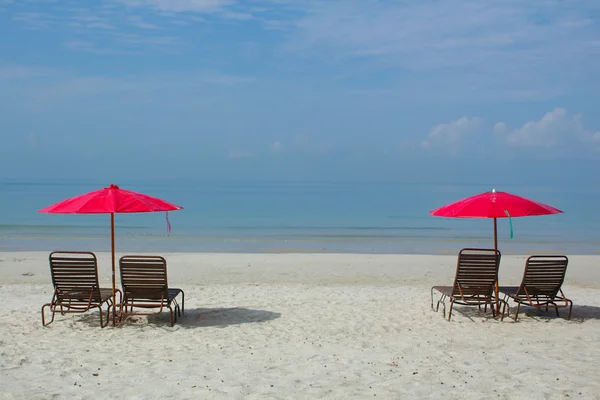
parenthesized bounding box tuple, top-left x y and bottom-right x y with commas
(1, 252, 600, 399)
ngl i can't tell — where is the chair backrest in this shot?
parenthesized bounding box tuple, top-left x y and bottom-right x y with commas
(49, 251, 102, 301)
(518, 255, 568, 297)
(119, 255, 169, 300)
(452, 248, 501, 297)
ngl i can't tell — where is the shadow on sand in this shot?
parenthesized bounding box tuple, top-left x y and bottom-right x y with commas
(436, 304, 600, 322)
(504, 304, 600, 322)
(112, 307, 281, 328)
(177, 307, 281, 328)
(442, 306, 499, 322)
(73, 307, 280, 328)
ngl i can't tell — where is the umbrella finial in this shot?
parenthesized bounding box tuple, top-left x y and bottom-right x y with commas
(492, 188, 496, 193)
(109, 184, 119, 190)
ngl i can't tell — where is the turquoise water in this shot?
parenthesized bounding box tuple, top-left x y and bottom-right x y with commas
(0, 179, 598, 254)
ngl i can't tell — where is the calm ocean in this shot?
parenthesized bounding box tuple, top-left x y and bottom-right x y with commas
(0, 179, 598, 255)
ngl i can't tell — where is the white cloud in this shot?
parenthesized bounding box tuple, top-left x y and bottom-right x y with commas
(496, 108, 599, 148)
(2, 69, 255, 107)
(288, 1, 597, 66)
(12, 11, 56, 29)
(64, 40, 135, 55)
(115, 0, 234, 13)
(128, 15, 159, 29)
(7, 3, 196, 54)
(67, 14, 116, 30)
(220, 10, 253, 20)
(6, 0, 600, 79)
(493, 122, 507, 134)
(421, 117, 482, 148)
(283, 1, 600, 97)
(110, 32, 182, 47)
(167, 18, 191, 26)
(6, 0, 594, 102)
(424, 108, 600, 153)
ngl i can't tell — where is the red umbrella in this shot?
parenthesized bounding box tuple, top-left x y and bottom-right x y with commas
(430, 189, 563, 313)
(39, 184, 183, 325)
(429, 189, 563, 251)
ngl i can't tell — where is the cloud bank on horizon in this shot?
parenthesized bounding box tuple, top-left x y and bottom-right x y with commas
(1, 0, 599, 181)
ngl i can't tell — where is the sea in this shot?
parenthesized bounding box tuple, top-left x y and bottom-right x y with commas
(0, 179, 598, 255)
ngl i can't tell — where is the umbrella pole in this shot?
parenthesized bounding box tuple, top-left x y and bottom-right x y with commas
(493, 217, 500, 313)
(493, 217, 498, 251)
(111, 213, 116, 326)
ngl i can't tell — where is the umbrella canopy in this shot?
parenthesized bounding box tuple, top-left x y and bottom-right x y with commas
(38, 184, 182, 214)
(39, 184, 183, 325)
(429, 188, 563, 251)
(429, 190, 563, 219)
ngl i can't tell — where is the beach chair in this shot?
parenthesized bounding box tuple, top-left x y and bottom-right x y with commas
(118, 255, 184, 327)
(431, 248, 501, 321)
(42, 251, 120, 328)
(499, 255, 572, 321)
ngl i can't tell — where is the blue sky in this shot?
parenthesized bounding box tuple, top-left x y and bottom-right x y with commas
(1, 0, 599, 183)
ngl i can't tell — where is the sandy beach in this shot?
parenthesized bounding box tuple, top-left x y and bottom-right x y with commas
(1, 252, 600, 399)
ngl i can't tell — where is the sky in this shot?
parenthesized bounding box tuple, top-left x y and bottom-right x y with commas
(1, 0, 600, 184)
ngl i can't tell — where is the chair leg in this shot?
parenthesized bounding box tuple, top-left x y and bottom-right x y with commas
(181, 292, 185, 315)
(440, 298, 446, 318)
(567, 300, 573, 320)
(98, 305, 106, 328)
(514, 303, 521, 321)
(447, 300, 454, 321)
(41, 304, 55, 327)
(102, 302, 115, 328)
(437, 294, 446, 313)
(172, 301, 178, 323)
(431, 289, 446, 314)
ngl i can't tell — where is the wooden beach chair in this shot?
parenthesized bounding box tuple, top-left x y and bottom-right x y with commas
(499, 255, 572, 321)
(431, 248, 501, 321)
(42, 251, 120, 328)
(118, 255, 184, 327)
